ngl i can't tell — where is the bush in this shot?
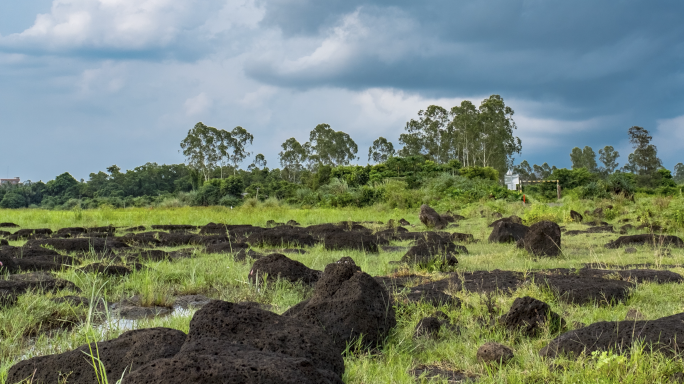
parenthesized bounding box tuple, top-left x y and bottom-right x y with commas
(577, 182, 609, 200)
(219, 195, 242, 207)
(607, 172, 636, 197)
(459, 166, 499, 181)
(0, 192, 26, 209)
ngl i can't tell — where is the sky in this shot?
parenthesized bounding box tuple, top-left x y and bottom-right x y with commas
(1, 0, 683, 182)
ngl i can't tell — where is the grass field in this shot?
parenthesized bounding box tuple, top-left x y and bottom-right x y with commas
(1, 197, 684, 383)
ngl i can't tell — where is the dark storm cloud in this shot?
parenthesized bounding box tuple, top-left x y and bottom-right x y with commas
(250, 1, 684, 118)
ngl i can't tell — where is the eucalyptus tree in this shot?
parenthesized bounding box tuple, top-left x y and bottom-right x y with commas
(570, 146, 598, 173)
(227, 126, 254, 176)
(368, 137, 395, 163)
(623, 126, 662, 186)
(306, 124, 358, 167)
(278, 138, 308, 182)
(598, 145, 620, 177)
(180, 122, 220, 181)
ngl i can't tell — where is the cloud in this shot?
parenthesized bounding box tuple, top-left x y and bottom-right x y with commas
(0, 0, 264, 58)
(654, 115, 684, 166)
(184, 92, 213, 116)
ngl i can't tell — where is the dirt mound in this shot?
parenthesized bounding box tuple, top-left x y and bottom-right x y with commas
(401, 234, 466, 267)
(419, 204, 448, 229)
(324, 232, 380, 253)
(198, 222, 228, 235)
(517, 221, 561, 256)
(0, 272, 78, 301)
(157, 233, 199, 246)
(119, 232, 162, 246)
(540, 312, 684, 359)
(451, 233, 475, 243)
(0, 254, 18, 273)
(570, 210, 583, 222)
(398, 218, 410, 226)
(605, 234, 684, 249)
(576, 268, 683, 284)
(488, 215, 523, 227)
(410, 365, 475, 383)
(414, 316, 445, 339)
(305, 223, 345, 239)
(0, 239, 7, 246)
(414, 270, 524, 295)
(499, 296, 565, 336)
(151, 224, 198, 232)
(7, 327, 187, 384)
(534, 274, 633, 305)
(394, 231, 450, 241)
(88, 225, 116, 234)
(123, 225, 146, 232)
(405, 287, 461, 307)
(488, 221, 529, 243)
(248, 253, 321, 285)
(0, 230, 10, 238)
(0, 222, 19, 228)
(26, 238, 129, 254)
(247, 227, 317, 247)
(205, 242, 249, 254)
(285, 257, 396, 352)
(53, 227, 88, 238)
(8, 228, 53, 240)
(125, 301, 344, 383)
(234, 248, 265, 262)
(0, 246, 62, 259)
(477, 342, 514, 364)
(13, 254, 79, 272)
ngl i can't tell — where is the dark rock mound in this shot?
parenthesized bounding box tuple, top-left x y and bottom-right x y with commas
(157, 233, 200, 246)
(0, 230, 10, 238)
(0, 222, 19, 228)
(576, 268, 683, 284)
(0, 245, 62, 259)
(0, 272, 79, 298)
(488, 221, 529, 243)
(488, 215, 523, 227)
(477, 342, 514, 364)
(13, 254, 79, 272)
(410, 365, 475, 383)
(206, 241, 249, 254)
(8, 228, 53, 240)
(619, 224, 635, 234)
(88, 225, 116, 234)
(26, 238, 129, 254)
(324, 231, 380, 253)
(285, 257, 396, 352)
(419, 204, 448, 229)
(534, 274, 633, 305)
(53, 227, 88, 238)
(124, 225, 146, 232)
(499, 296, 565, 336)
(451, 233, 475, 243)
(414, 316, 444, 339)
(248, 253, 321, 285)
(413, 270, 524, 295)
(151, 224, 198, 232)
(7, 328, 187, 384)
(0, 239, 7, 246)
(605, 234, 684, 249)
(234, 248, 265, 262)
(405, 288, 461, 307)
(247, 227, 317, 247)
(570, 210, 583, 222)
(517, 221, 561, 256)
(119, 232, 162, 246)
(199, 222, 228, 235)
(401, 234, 466, 267)
(398, 218, 410, 226)
(78, 263, 133, 276)
(123, 301, 344, 384)
(540, 312, 684, 359)
(0, 254, 19, 273)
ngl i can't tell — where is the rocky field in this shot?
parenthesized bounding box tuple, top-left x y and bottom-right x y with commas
(0, 200, 684, 383)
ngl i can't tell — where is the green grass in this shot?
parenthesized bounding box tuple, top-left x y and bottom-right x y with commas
(1, 197, 684, 383)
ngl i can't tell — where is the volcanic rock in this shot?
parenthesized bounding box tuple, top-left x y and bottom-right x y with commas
(477, 342, 514, 364)
(488, 221, 529, 243)
(419, 204, 448, 229)
(248, 253, 321, 286)
(517, 221, 561, 256)
(499, 296, 565, 336)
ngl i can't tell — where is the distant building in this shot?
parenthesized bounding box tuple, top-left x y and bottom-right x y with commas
(0, 177, 20, 186)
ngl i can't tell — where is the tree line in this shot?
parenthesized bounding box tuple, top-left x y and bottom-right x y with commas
(1, 94, 682, 209)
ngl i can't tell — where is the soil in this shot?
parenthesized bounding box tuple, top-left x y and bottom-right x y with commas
(477, 342, 514, 364)
(498, 296, 565, 336)
(284, 257, 396, 352)
(247, 227, 317, 247)
(324, 231, 380, 253)
(605, 234, 684, 249)
(517, 221, 562, 256)
(488, 221, 529, 243)
(0, 222, 19, 228)
(419, 204, 448, 229)
(26, 238, 129, 254)
(122, 300, 344, 384)
(7, 327, 187, 384)
(410, 365, 475, 383)
(540, 312, 684, 359)
(248, 253, 321, 285)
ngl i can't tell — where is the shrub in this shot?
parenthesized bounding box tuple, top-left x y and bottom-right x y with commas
(0, 192, 26, 209)
(459, 166, 499, 181)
